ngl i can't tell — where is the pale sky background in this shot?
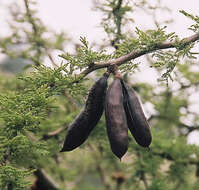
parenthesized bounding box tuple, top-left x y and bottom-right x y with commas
(0, 0, 199, 144)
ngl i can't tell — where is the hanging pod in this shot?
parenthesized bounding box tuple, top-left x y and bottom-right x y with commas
(105, 77, 128, 159)
(121, 80, 152, 147)
(60, 72, 109, 152)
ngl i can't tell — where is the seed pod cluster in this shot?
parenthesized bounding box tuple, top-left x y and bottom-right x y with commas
(60, 71, 152, 159)
(60, 72, 109, 152)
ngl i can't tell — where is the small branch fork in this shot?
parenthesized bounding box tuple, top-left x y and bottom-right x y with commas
(79, 31, 199, 79)
(41, 125, 67, 140)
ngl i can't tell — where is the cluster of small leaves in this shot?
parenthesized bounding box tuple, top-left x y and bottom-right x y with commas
(21, 64, 89, 98)
(0, 136, 8, 163)
(152, 50, 179, 82)
(151, 37, 198, 82)
(114, 37, 139, 56)
(60, 37, 111, 72)
(115, 27, 176, 57)
(0, 86, 54, 138)
(135, 27, 176, 51)
(0, 166, 33, 190)
(175, 41, 198, 59)
(119, 60, 140, 74)
(180, 10, 199, 32)
(9, 135, 48, 167)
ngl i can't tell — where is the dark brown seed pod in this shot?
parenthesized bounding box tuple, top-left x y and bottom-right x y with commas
(121, 81, 152, 147)
(60, 72, 109, 152)
(105, 78, 128, 159)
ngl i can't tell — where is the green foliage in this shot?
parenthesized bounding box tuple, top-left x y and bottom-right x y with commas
(21, 65, 88, 97)
(0, 86, 53, 137)
(9, 135, 48, 167)
(0, 73, 52, 188)
(148, 179, 170, 190)
(180, 10, 199, 32)
(60, 37, 111, 73)
(0, 166, 33, 190)
(178, 60, 199, 83)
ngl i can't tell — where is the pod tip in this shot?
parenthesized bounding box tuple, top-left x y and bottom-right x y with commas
(118, 155, 124, 162)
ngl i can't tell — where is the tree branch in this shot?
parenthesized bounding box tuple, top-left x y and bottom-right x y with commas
(79, 31, 199, 78)
(112, 0, 123, 48)
(41, 126, 67, 140)
(24, 0, 38, 34)
(23, 0, 41, 66)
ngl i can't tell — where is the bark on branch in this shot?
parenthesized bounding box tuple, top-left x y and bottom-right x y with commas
(42, 126, 67, 140)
